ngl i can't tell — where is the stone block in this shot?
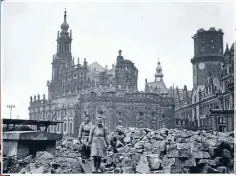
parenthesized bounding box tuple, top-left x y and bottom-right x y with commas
(166, 144, 191, 158)
(130, 153, 141, 163)
(146, 154, 162, 170)
(198, 159, 216, 166)
(174, 157, 196, 167)
(122, 166, 135, 173)
(136, 156, 150, 174)
(216, 166, 227, 173)
(123, 136, 131, 143)
(161, 156, 175, 173)
(170, 165, 186, 173)
(192, 151, 210, 159)
(191, 141, 209, 151)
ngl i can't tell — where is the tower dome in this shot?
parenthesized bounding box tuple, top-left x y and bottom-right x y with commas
(61, 9, 69, 32)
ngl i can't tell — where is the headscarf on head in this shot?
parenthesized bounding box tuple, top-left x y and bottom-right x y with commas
(84, 114, 91, 122)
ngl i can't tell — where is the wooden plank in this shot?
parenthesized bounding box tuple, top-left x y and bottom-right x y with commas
(79, 157, 93, 173)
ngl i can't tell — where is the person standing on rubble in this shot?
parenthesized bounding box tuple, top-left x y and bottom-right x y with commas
(78, 114, 93, 163)
(88, 116, 110, 173)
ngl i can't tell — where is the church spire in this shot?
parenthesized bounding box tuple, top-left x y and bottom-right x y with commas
(61, 9, 69, 32)
(155, 55, 164, 82)
(224, 43, 229, 56)
(56, 9, 72, 54)
(64, 8, 67, 22)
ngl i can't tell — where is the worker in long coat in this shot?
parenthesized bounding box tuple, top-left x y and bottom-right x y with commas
(78, 114, 93, 163)
(88, 116, 110, 173)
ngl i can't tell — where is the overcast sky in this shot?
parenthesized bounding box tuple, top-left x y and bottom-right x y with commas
(1, 1, 235, 119)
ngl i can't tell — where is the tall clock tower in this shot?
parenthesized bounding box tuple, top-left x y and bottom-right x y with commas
(191, 28, 224, 89)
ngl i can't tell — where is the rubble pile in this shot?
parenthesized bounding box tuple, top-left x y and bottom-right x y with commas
(8, 151, 83, 174)
(101, 127, 234, 174)
(4, 128, 234, 174)
(5, 136, 83, 174)
(55, 136, 82, 157)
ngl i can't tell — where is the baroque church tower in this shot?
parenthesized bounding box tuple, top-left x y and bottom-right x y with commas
(47, 10, 73, 99)
(145, 59, 168, 95)
(155, 61, 164, 82)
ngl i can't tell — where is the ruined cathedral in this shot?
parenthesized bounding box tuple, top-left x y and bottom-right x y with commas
(28, 10, 175, 135)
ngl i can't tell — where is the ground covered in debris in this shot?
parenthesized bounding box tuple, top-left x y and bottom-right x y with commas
(4, 137, 83, 174)
(5, 151, 83, 174)
(4, 127, 235, 174)
(101, 127, 234, 174)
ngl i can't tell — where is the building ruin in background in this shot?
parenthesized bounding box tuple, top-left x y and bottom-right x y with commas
(28, 10, 175, 135)
(29, 11, 234, 135)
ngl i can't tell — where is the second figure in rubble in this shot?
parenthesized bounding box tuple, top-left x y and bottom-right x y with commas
(78, 114, 93, 163)
(88, 116, 110, 173)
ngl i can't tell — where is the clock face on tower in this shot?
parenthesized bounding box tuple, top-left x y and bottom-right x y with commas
(199, 63, 205, 70)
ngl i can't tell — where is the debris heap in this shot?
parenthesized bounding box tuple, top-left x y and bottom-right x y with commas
(5, 136, 83, 174)
(102, 127, 234, 174)
(4, 127, 234, 174)
(55, 136, 82, 158)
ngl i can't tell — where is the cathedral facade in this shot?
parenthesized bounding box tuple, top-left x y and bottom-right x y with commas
(28, 10, 175, 135)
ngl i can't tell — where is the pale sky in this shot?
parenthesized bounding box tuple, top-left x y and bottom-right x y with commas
(1, 1, 235, 119)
